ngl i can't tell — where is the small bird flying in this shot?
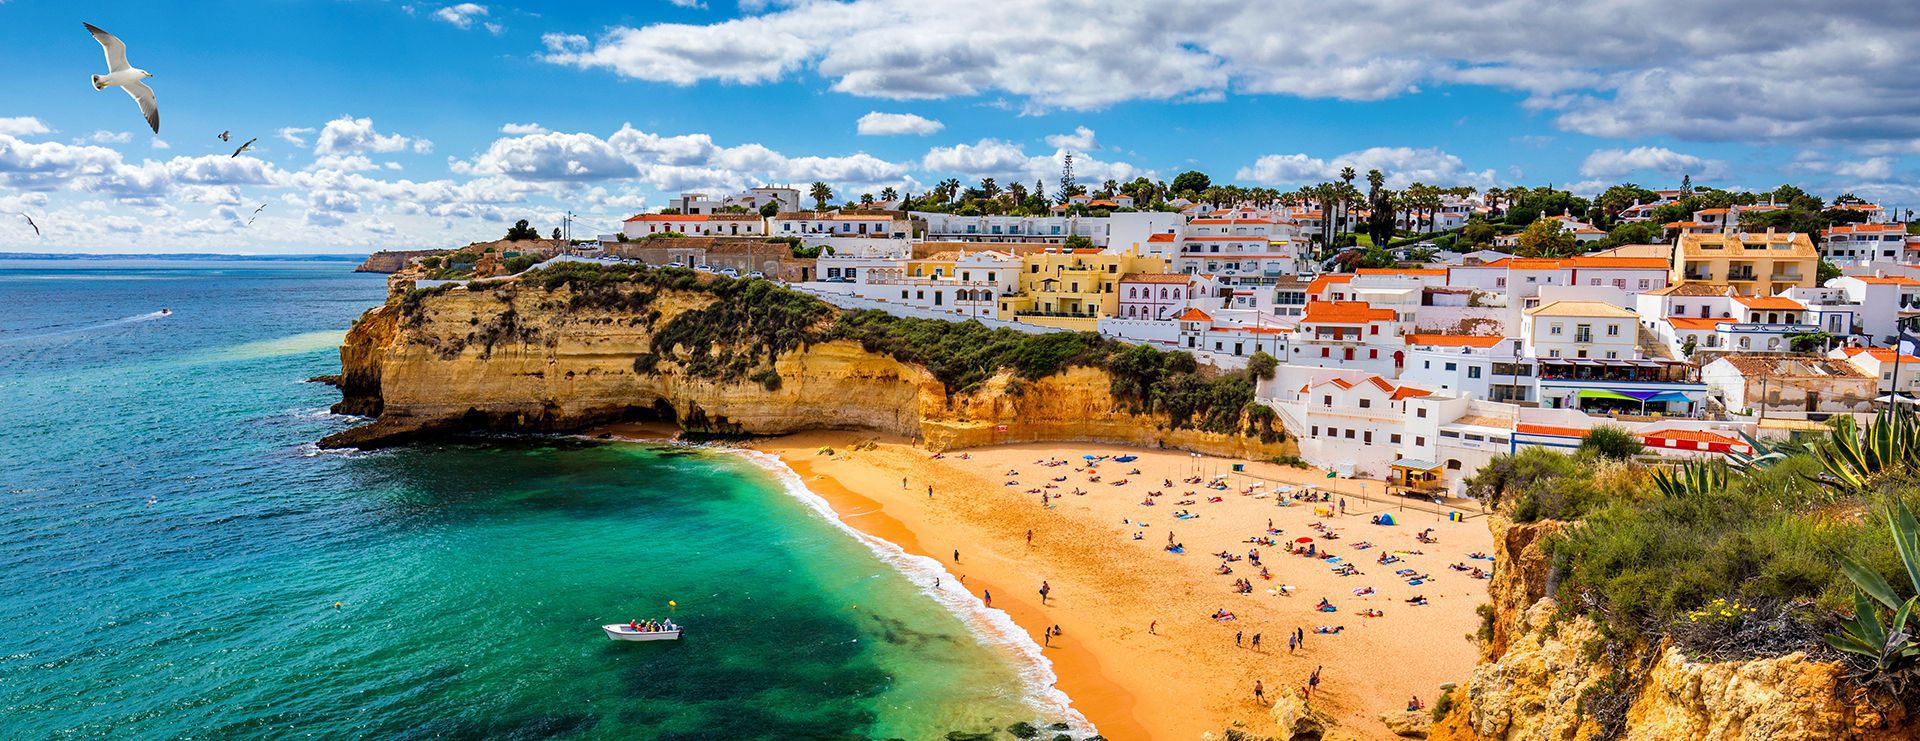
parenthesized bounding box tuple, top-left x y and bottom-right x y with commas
(231, 138, 257, 158)
(20, 213, 40, 237)
(218, 131, 230, 142)
(247, 204, 267, 226)
(83, 23, 158, 134)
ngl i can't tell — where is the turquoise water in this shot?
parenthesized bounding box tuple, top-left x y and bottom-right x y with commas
(0, 261, 1071, 739)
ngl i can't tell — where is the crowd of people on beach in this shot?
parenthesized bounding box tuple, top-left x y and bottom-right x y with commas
(905, 446, 1494, 725)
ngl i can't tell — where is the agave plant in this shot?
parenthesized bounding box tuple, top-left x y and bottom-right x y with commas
(1811, 411, 1920, 495)
(1651, 459, 1728, 499)
(1726, 431, 1792, 473)
(1828, 502, 1920, 673)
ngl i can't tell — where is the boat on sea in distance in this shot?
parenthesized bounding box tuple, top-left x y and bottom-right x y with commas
(603, 622, 682, 641)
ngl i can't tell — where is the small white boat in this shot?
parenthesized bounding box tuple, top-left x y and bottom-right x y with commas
(602, 623, 682, 642)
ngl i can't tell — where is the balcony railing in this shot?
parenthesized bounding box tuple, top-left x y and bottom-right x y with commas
(1015, 310, 1098, 319)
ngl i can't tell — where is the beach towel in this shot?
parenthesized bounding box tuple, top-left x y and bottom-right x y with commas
(1408, 579, 1425, 586)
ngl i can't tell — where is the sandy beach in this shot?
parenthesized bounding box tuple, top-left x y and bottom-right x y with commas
(723, 431, 1496, 740)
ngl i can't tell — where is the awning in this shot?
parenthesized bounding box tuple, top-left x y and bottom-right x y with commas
(1575, 389, 1639, 401)
(1648, 391, 1696, 403)
(1391, 457, 1442, 471)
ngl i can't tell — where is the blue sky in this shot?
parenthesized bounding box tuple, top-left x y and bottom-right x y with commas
(2, 0, 1917, 253)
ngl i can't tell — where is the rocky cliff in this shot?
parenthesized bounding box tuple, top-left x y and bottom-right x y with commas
(354, 249, 447, 273)
(320, 276, 1297, 461)
(1424, 517, 1917, 741)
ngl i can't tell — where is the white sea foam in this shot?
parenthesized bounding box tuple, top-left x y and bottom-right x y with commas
(726, 447, 1096, 737)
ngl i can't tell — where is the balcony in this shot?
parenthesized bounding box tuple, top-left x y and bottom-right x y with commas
(1726, 270, 1758, 282)
(1015, 310, 1098, 319)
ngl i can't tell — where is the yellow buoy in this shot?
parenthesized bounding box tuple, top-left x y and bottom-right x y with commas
(668, 600, 677, 608)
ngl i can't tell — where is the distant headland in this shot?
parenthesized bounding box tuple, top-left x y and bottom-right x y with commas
(0, 252, 368, 262)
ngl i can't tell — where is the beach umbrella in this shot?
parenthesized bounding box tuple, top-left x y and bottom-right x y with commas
(1083, 454, 1098, 460)
(1295, 537, 1313, 543)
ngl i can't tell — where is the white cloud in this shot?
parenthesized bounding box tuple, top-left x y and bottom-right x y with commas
(1044, 126, 1098, 151)
(1578, 146, 1725, 180)
(433, 3, 490, 29)
(451, 124, 913, 194)
(84, 130, 132, 145)
(500, 122, 550, 135)
(856, 112, 944, 136)
(313, 116, 420, 156)
(1236, 147, 1496, 190)
(277, 127, 316, 147)
(0, 117, 51, 137)
(1790, 152, 1895, 181)
(535, 1, 1920, 145)
(921, 138, 1144, 186)
(150, 138, 171, 150)
(669, 0, 708, 7)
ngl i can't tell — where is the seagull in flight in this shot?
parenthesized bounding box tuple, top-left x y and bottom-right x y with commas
(247, 204, 267, 226)
(230, 138, 257, 158)
(84, 23, 158, 133)
(20, 213, 40, 237)
(218, 131, 230, 142)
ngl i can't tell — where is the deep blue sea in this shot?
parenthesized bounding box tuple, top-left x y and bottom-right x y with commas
(0, 260, 1070, 739)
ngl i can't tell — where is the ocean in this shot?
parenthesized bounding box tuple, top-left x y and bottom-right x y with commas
(0, 260, 1075, 739)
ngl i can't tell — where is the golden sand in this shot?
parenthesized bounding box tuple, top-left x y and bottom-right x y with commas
(738, 432, 1495, 740)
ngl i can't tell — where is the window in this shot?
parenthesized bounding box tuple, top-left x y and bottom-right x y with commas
(1321, 347, 1330, 358)
(1390, 433, 1402, 444)
(1607, 324, 1620, 337)
(1549, 349, 1562, 357)
(1550, 323, 1563, 335)
(1363, 431, 1373, 444)
(1415, 436, 1426, 446)
(1359, 398, 1371, 409)
(1370, 325, 1379, 335)
(1468, 366, 1482, 379)
(1323, 395, 1333, 407)
(1440, 430, 1460, 439)
(1416, 408, 1428, 418)
(1312, 426, 1319, 436)
(1345, 429, 1356, 439)
(1444, 362, 1457, 371)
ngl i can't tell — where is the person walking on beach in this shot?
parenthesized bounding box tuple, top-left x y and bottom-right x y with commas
(1254, 679, 1265, 703)
(1026, 529, 1033, 546)
(1288, 633, 1297, 654)
(1339, 497, 1346, 515)
(1042, 627, 1052, 647)
(1235, 630, 1243, 647)
(1039, 580, 1050, 604)
(983, 590, 992, 607)
(1252, 632, 1262, 651)
(1308, 665, 1322, 697)
(1148, 620, 1157, 635)
(928, 485, 933, 499)
(1295, 626, 1304, 645)
(953, 549, 961, 563)
(902, 477, 907, 490)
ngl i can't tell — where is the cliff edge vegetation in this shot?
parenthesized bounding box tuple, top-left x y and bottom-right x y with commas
(1425, 412, 1920, 740)
(324, 261, 1291, 458)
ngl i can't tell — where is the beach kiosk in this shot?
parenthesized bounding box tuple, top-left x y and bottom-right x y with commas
(1387, 458, 1446, 501)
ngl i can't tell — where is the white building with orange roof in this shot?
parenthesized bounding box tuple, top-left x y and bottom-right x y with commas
(1822, 222, 1913, 265)
(1522, 300, 1639, 361)
(1175, 215, 1305, 287)
(1399, 333, 1531, 402)
(1831, 346, 1920, 397)
(1118, 272, 1217, 320)
(1830, 274, 1920, 343)
(1284, 300, 1403, 375)
(622, 212, 712, 239)
(1276, 372, 1437, 478)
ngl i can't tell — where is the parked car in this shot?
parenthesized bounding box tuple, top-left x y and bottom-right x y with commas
(718, 268, 739, 278)
(695, 264, 714, 272)
(745, 271, 765, 279)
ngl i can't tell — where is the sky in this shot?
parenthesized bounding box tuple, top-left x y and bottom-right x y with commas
(4, 0, 1920, 253)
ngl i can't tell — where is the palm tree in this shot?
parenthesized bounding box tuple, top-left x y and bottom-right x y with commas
(860, 193, 875, 205)
(1101, 179, 1119, 198)
(809, 182, 833, 210)
(879, 186, 898, 202)
(979, 178, 1000, 199)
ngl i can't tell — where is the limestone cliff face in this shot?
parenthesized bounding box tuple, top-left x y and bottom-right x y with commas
(322, 280, 1298, 461)
(354, 249, 446, 273)
(1427, 518, 1916, 741)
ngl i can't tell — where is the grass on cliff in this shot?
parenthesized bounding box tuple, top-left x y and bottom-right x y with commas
(1467, 445, 1916, 660)
(464, 261, 1278, 438)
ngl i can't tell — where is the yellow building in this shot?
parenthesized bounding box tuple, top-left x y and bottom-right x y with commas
(996, 248, 1168, 330)
(1670, 231, 1818, 296)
